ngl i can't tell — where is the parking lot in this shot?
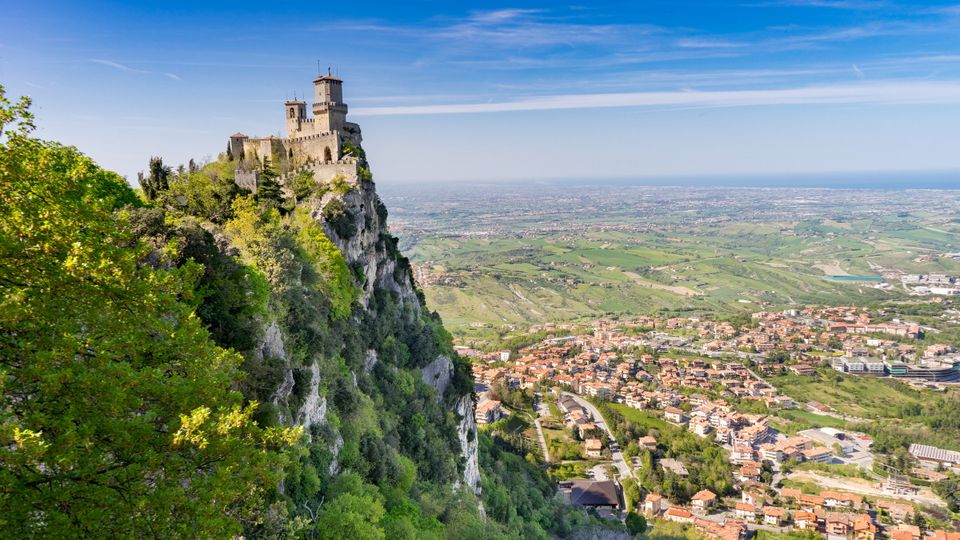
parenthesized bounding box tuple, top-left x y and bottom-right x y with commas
(798, 428, 875, 470)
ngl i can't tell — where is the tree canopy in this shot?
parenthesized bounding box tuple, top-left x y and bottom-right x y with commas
(0, 86, 299, 537)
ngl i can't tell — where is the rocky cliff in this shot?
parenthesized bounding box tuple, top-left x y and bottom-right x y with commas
(275, 171, 481, 494)
(213, 165, 481, 504)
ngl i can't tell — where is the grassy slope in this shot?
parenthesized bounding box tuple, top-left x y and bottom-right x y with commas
(768, 369, 926, 419)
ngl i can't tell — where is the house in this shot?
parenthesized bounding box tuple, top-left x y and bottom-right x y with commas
(794, 510, 819, 530)
(475, 399, 504, 425)
(876, 500, 914, 523)
(639, 435, 657, 450)
(853, 514, 877, 540)
(691, 489, 717, 513)
(802, 446, 834, 463)
(825, 513, 852, 540)
(890, 524, 921, 540)
(585, 438, 603, 458)
(562, 480, 621, 511)
(664, 406, 688, 424)
(643, 493, 663, 516)
(731, 443, 755, 464)
(741, 490, 766, 507)
(690, 417, 713, 436)
(821, 490, 862, 510)
(578, 422, 598, 438)
(790, 364, 816, 376)
(738, 464, 762, 483)
(734, 502, 757, 521)
(762, 506, 787, 526)
(930, 531, 960, 540)
(664, 507, 695, 524)
(694, 518, 748, 540)
(799, 494, 825, 511)
(779, 487, 802, 501)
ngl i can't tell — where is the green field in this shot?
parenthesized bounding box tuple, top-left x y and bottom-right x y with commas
(385, 185, 960, 340)
(768, 368, 926, 419)
(608, 404, 671, 431)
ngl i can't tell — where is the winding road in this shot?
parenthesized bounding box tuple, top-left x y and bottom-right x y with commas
(561, 392, 633, 479)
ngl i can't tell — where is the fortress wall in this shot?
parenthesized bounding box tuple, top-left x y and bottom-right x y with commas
(290, 132, 341, 166)
(311, 161, 359, 185)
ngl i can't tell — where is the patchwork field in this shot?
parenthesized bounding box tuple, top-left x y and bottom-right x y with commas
(382, 183, 960, 337)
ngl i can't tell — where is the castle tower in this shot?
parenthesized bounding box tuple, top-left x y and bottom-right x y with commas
(284, 98, 306, 137)
(312, 70, 348, 133)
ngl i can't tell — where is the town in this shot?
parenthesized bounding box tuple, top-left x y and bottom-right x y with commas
(465, 308, 960, 540)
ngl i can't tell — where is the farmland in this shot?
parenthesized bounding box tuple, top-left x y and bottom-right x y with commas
(382, 182, 960, 337)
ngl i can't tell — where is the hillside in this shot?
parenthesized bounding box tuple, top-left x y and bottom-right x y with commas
(0, 88, 620, 538)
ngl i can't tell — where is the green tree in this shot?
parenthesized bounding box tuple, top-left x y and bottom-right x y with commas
(625, 512, 647, 536)
(256, 157, 283, 210)
(0, 86, 299, 537)
(314, 492, 386, 540)
(138, 155, 171, 200)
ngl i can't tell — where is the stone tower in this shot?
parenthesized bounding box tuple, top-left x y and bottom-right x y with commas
(312, 71, 348, 133)
(284, 98, 307, 135)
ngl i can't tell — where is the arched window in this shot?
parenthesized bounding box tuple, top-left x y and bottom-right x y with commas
(324, 147, 333, 162)
(288, 148, 294, 158)
(289, 108, 295, 119)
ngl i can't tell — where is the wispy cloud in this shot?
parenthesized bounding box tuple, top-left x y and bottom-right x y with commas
(352, 81, 960, 116)
(749, 0, 892, 9)
(87, 59, 186, 82)
(88, 58, 150, 74)
(313, 9, 660, 53)
(676, 38, 747, 49)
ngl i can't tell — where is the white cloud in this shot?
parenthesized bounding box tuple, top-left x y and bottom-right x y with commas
(352, 81, 960, 115)
(88, 58, 150, 74)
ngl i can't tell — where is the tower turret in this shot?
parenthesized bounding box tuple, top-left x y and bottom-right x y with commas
(312, 69, 348, 133)
(284, 98, 306, 137)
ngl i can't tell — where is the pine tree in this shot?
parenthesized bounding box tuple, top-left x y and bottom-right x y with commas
(138, 156, 171, 201)
(255, 157, 283, 210)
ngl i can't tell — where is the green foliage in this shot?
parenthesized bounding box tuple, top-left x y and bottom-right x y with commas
(0, 88, 299, 537)
(341, 141, 366, 161)
(322, 197, 356, 239)
(596, 401, 733, 500)
(625, 512, 647, 536)
(330, 174, 353, 195)
(933, 475, 959, 513)
(480, 433, 610, 538)
(291, 207, 359, 319)
(138, 155, 170, 201)
(289, 169, 318, 201)
(256, 157, 284, 211)
(157, 161, 243, 223)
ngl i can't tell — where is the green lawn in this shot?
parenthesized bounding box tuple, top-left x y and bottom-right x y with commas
(608, 404, 670, 430)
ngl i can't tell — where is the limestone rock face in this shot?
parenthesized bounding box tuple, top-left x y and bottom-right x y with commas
(312, 177, 420, 313)
(421, 355, 453, 399)
(455, 394, 481, 495)
(254, 174, 479, 495)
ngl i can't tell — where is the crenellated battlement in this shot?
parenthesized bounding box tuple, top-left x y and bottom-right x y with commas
(226, 71, 366, 193)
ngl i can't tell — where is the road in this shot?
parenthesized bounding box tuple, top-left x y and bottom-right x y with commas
(788, 471, 946, 508)
(533, 395, 552, 463)
(561, 392, 633, 479)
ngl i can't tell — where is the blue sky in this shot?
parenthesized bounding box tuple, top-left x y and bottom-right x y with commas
(3, 1, 960, 183)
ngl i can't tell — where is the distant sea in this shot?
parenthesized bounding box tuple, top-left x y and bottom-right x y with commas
(385, 170, 960, 191)
(535, 170, 960, 190)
